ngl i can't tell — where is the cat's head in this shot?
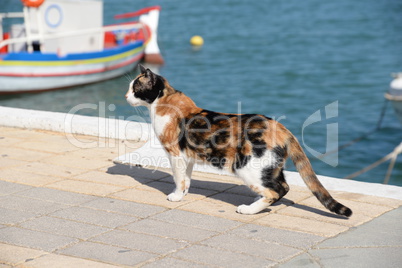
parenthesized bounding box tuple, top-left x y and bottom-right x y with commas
(125, 65, 165, 107)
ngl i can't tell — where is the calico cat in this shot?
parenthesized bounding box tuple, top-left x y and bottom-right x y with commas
(125, 65, 352, 216)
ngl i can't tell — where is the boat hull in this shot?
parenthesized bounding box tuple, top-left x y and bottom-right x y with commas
(0, 42, 144, 93)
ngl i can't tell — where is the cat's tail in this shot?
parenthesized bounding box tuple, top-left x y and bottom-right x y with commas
(286, 133, 352, 217)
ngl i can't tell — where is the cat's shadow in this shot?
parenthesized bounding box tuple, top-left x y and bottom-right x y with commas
(107, 164, 348, 219)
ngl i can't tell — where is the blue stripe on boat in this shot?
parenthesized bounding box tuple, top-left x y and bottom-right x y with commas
(2, 41, 143, 61)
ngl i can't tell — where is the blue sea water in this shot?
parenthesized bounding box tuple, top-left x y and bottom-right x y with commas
(1, 0, 401, 185)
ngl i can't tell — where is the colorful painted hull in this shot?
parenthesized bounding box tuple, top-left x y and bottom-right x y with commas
(0, 41, 144, 93)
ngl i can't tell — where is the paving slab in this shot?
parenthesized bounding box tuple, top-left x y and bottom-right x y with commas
(308, 247, 402, 268)
(201, 233, 301, 262)
(151, 209, 242, 232)
(0, 195, 69, 215)
(81, 197, 166, 218)
(24, 252, 120, 268)
(58, 241, 157, 267)
(106, 164, 170, 181)
(142, 257, 209, 268)
(0, 243, 47, 266)
(0, 227, 78, 252)
(278, 206, 402, 267)
(0, 147, 54, 162)
(332, 191, 402, 208)
(300, 196, 393, 218)
(160, 174, 241, 192)
(13, 162, 86, 178)
(110, 187, 193, 209)
(72, 170, 152, 187)
(50, 206, 139, 228)
(46, 179, 126, 196)
(277, 203, 372, 227)
(277, 253, 321, 268)
(122, 218, 217, 242)
(0, 169, 64, 186)
(172, 244, 275, 268)
(15, 187, 98, 205)
(0, 157, 30, 169)
(136, 180, 218, 202)
(20, 216, 111, 240)
(40, 153, 112, 170)
(0, 207, 38, 225)
(0, 180, 33, 196)
(315, 206, 402, 248)
(111, 187, 218, 210)
(254, 213, 349, 237)
(0, 136, 24, 147)
(90, 229, 188, 255)
(227, 224, 326, 249)
(177, 193, 264, 222)
(15, 139, 82, 154)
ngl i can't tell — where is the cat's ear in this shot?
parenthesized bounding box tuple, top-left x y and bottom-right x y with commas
(145, 68, 156, 80)
(139, 64, 147, 74)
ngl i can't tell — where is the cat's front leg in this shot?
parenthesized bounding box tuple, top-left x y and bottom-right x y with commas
(183, 161, 194, 195)
(167, 156, 188, 202)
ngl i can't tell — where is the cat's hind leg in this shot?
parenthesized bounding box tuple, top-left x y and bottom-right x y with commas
(237, 168, 289, 215)
(167, 156, 189, 202)
(237, 185, 278, 214)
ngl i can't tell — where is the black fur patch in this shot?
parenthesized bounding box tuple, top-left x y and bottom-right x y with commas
(212, 129, 230, 145)
(243, 115, 269, 158)
(312, 191, 352, 217)
(153, 75, 166, 93)
(330, 200, 352, 217)
(178, 110, 272, 170)
(261, 167, 288, 199)
(178, 114, 228, 169)
(312, 190, 328, 206)
(178, 118, 188, 152)
(251, 139, 267, 157)
(233, 151, 251, 171)
(273, 145, 287, 159)
(133, 73, 165, 104)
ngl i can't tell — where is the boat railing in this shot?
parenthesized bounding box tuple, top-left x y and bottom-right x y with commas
(0, 22, 147, 53)
(0, 12, 24, 21)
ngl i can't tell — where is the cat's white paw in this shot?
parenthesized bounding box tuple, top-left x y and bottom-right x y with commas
(167, 192, 183, 202)
(236, 204, 256, 215)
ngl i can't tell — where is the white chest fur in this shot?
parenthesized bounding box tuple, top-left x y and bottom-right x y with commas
(152, 114, 171, 136)
(149, 103, 171, 137)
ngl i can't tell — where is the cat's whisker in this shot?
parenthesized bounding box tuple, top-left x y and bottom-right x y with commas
(123, 73, 133, 82)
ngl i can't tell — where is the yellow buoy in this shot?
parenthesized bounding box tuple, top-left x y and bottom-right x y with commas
(190, 35, 204, 46)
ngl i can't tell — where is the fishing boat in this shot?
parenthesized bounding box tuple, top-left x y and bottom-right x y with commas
(0, 0, 164, 93)
(385, 73, 402, 125)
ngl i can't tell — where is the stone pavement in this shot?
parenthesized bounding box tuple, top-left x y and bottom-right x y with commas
(0, 126, 401, 267)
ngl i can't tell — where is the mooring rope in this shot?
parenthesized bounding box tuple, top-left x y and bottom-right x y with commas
(343, 142, 402, 183)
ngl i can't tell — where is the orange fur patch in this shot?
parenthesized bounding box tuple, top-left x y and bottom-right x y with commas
(263, 188, 280, 203)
